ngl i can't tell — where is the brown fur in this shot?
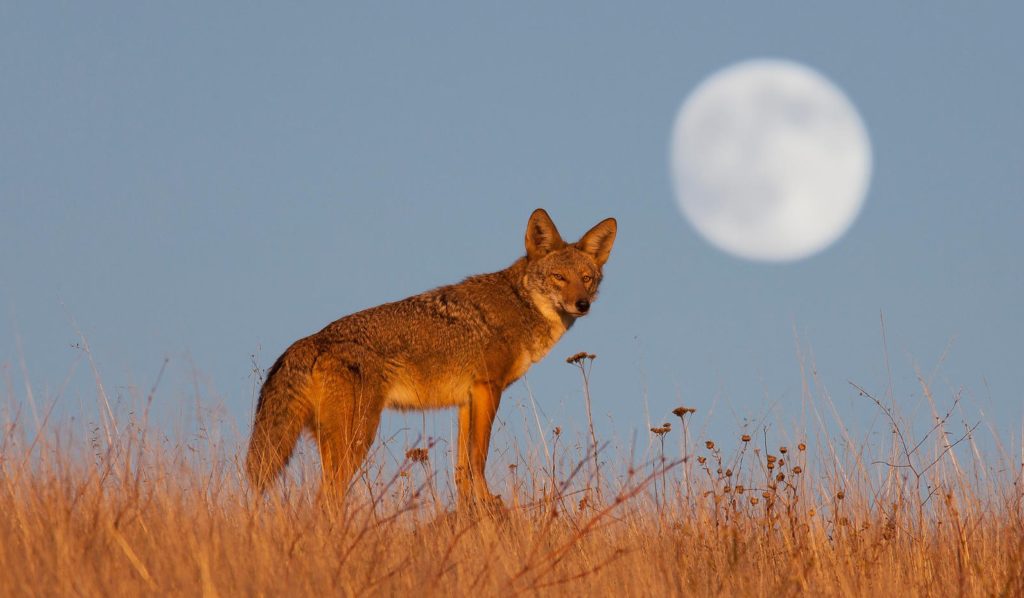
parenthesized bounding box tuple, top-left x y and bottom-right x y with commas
(246, 209, 617, 508)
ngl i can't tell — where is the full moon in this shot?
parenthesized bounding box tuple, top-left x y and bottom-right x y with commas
(670, 59, 872, 262)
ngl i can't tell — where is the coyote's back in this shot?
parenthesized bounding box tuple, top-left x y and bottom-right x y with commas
(246, 208, 616, 508)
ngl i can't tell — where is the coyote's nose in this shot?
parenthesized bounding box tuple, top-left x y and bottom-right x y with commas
(575, 299, 590, 313)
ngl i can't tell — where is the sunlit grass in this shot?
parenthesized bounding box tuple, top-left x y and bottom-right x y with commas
(1, 354, 1022, 596)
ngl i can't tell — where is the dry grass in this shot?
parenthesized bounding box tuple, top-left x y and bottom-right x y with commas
(2, 360, 1022, 597)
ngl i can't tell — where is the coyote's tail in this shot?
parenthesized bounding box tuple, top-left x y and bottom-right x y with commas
(246, 348, 313, 492)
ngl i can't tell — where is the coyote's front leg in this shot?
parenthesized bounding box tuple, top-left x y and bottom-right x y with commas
(456, 382, 504, 513)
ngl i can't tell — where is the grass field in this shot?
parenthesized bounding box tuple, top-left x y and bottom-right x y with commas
(2, 356, 1022, 596)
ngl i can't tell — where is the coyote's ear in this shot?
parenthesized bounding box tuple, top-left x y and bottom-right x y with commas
(575, 218, 617, 266)
(525, 208, 565, 260)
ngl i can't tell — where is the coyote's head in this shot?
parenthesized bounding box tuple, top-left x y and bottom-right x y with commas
(522, 209, 617, 324)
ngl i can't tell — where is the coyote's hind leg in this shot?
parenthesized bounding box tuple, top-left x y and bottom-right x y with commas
(310, 357, 384, 506)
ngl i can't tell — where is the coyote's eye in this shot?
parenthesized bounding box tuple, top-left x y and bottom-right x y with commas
(552, 273, 566, 282)
(581, 274, 592, 283)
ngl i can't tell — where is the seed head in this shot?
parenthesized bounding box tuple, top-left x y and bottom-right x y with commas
(735, 485, 745, 494)
(792, 466, 803, 475)
(776, 472, 785, 482)
(766, 454, 777, 463)
(836, 491, 845, 500)
(741, 434, 751, 442)
(750, 497, 759, 505)
(779, 446, 788, 454)
(553, 427, 562, 436)
(672, 406, 697, 418)
(697, 456, 707, 465)
(650, 425, 671, 436)
(725, 468, 733, 477)
(705, 440, 715, 450)
(566, 352, 596, 364)
(798, 442, 807, 451)
(405, 447, 429, 463)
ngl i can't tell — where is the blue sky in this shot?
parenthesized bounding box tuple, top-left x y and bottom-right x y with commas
(2, 4, 1021, 460)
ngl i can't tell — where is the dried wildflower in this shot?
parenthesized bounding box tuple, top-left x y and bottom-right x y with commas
(672, 406, 697, 417)
(762, 491, 771, 499)
(808, 508, 816, 517)
(723, 486, 732, 493)
(836, 491, 845, 500)
(750, 497, 759, 505)
(508, 463, 518, 472)
(735, 485, 745, 494)
(741, 434, 751, 442)
(405, 447, 429, 463)
(578, 496, 590, 510)
(650, 425, 672, 436)
(777, 459, 784, 467)
(566, 352, 596, 364)
(553, 426, 561, 436)
(725, 468, 733, 477)
(792, 466, 803, 475)
(697, 456, 707, 465)
(705, 440, 715, 450)
(779, 446, 788, 454)
(776, 472, 785, 482)
(766, 454, 777, 463)
(798, 442, 807, 451)
(766, 461, 775, 470)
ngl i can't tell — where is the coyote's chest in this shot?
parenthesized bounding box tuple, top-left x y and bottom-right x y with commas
(507, 321, 567, 383)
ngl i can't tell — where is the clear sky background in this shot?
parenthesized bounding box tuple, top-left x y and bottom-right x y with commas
(2, 4, 1021, 460)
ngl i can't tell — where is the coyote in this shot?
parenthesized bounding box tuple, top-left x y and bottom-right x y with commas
(246, 208, 617, 508)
